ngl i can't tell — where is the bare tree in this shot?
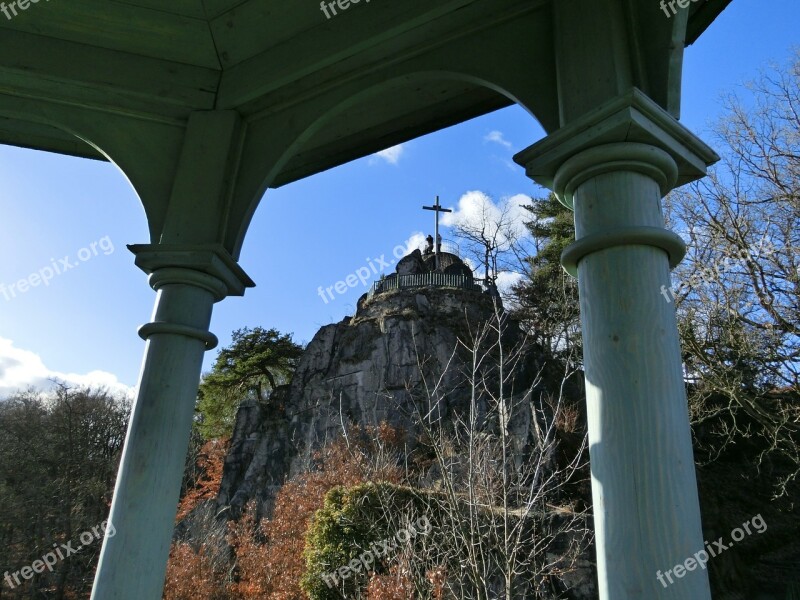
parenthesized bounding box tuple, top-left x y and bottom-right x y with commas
(664, 49, 800, 498)
(0, 385, 130, 599)
(446, 194, 534, 296)
(378, 301, 593, 599)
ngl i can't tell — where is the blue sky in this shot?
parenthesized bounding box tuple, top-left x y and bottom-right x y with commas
(0, 0, 798, 397)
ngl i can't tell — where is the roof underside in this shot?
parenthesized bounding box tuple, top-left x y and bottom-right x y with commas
(0, 0, 732, 187)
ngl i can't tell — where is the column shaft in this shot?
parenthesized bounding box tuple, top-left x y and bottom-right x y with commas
(570, 159, 711, 599)
(515, 92, 720, 600)
(91, 271, 222, 599)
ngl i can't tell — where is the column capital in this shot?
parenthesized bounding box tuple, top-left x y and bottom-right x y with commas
(514, 88, 719, 208)
(127, 243, 256, 299)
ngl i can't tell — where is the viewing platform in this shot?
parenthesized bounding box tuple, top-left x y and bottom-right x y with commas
(366, 240, 487, 302)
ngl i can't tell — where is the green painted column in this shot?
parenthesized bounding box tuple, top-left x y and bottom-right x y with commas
(90, 245, 253, 600)
(516, 91, 718, 599)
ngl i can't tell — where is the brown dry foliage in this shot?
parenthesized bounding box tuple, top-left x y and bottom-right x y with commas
(164, 424, 404, 600)
(176, 438, 230, 522)
(364, 563, 415, 600)
(229, 424, 403, 599)
(426, 566, 447, 600)
(163, 543, 228, 600)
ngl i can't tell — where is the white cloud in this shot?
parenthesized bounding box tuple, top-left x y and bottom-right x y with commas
(440, 191, 532, 245)
(439, 191, 534, 303)
(461, 258, 524, 307)
(371, 144, 405, 165)
(495, 270, 525, 298)
(484, 130, 512, 149)
(0, 337, 134, 399)
(401, 231, 427, 255)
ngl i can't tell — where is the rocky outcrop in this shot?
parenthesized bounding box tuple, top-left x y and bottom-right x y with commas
(210, 262, 599, 599)
(201, 257, 799, 600)
(215, 285, 539, 518)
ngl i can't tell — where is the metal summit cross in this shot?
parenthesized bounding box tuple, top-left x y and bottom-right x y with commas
(422, 195, 452, 269)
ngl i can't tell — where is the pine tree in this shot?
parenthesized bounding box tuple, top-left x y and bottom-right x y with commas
(512, 193, 581, 362)
(197, 327, 303, 439)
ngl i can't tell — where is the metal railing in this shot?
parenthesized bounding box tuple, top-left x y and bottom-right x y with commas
(367, 272, 480, 301)
(419, 238, 460, 258)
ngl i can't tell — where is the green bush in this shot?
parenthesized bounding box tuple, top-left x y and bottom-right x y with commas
(301, 482, 427, 599)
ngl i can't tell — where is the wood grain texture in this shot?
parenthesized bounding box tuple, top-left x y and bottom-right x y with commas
(91, 282, 218, 599)
(574, 169, 711, 599)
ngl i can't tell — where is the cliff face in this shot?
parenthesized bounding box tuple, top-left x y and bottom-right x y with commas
(199, 257, 797, 600)
(210, 276, 598, 599)
(215, 286, 537, 517)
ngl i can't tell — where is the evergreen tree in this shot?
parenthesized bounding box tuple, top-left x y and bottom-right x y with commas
(197, 327, 303, 439)
(512, 193, 581, 362)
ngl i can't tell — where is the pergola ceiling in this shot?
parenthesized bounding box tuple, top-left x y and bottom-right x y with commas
(0, 0, 732, 189)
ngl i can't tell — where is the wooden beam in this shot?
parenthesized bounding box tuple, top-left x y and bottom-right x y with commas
(0, 117, 104, 160)
(272, 92, 511, 188)
(686, 0, 734, 45)
(0, 0, 220, 68)
(0, 29, 218, 120)
(107, 0, 208, 19)
(217, 0, 536, 109)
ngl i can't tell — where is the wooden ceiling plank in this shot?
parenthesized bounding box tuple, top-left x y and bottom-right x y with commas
(218, 0, 538, 110)
(106, 0, 207, 19)
(202, 0, 249, 20)
(0, 0, 734, 183)
(209, 0, 330, 67)
(0, 0, 220, 68)
(0, 29, 218, 117)
(218, 0, 501, 107)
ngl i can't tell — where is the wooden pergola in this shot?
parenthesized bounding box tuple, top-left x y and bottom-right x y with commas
(0, 0, 733, 597)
